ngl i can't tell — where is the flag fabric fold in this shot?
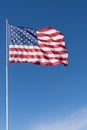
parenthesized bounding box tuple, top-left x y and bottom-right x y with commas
(9, 25, 68, 66)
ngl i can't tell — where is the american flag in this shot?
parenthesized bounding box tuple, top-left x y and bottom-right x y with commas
(9, 25, 68, 66)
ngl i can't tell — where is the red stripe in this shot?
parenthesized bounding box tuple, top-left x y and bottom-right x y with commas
(37, 27, 54, 32)
(9, 47, 67, 54)
(38, 38, 64, 43)
(39, 44, 66, 49)
(9, 48, 41, 52)
(10, 60, 67, 66)
(9, 54, 68, 60)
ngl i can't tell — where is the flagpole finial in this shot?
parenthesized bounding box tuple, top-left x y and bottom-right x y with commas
(6, 18, 8, 22)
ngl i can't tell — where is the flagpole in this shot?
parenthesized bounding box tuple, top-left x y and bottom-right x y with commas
(6, 18, 9, 130)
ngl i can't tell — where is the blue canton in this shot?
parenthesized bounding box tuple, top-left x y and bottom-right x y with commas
(9, 25, 38, 46)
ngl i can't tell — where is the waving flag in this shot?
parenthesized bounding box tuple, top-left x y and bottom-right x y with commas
(9, 25, 68, 66)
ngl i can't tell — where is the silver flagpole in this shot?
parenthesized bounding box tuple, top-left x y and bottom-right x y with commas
(6, 18, 9, 130)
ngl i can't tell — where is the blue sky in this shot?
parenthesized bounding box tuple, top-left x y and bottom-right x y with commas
(0, 0, 87, 130)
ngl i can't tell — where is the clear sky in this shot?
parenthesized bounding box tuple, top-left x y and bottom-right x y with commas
(0, 0, 87, 130)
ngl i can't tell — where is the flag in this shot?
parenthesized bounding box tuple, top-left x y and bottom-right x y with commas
(9, 25, 68, 66)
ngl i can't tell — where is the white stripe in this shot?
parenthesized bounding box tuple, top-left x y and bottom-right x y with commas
(9, 44, 40, 49)
(37, 29, 59, 35)
(51, 35, 64, 40)
(9, 50, 68, 58)
(9, 40, 66, 49)
(38, 41, 66, 46)
(37, 35, 64, 41)
(63, 60, 68, 64)
(9, 45, 66, 51)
